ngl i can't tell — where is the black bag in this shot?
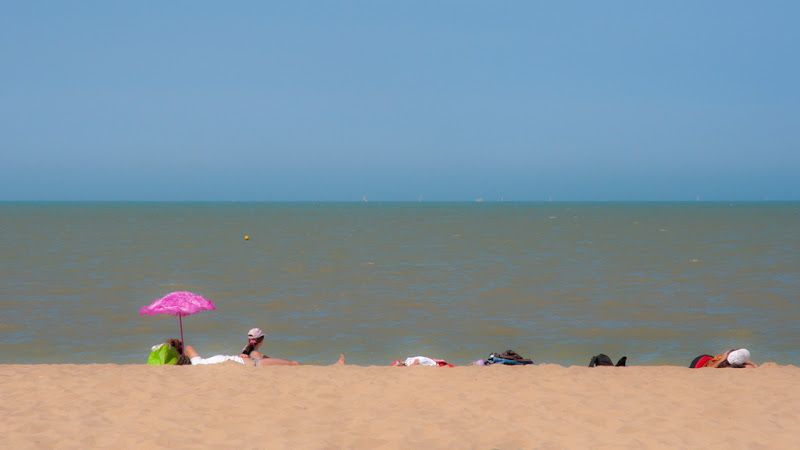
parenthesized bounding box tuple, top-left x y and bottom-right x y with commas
(588, 354, 627, 367)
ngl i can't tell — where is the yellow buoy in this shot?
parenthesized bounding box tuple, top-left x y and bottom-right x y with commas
(244, 235, 249, 240)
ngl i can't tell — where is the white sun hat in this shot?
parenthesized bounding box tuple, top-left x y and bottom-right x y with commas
(727, 348, 751, 366)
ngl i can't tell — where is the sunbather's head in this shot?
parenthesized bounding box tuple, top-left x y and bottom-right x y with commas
(241, 328, 266, 356)
(165, 338, 192, 365)
(726, 349, 751, 368)
(167, 338, 183, 355)
(247, 328, 265, 342)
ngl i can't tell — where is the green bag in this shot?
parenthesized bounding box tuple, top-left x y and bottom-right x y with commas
(147, 343, 180, 365)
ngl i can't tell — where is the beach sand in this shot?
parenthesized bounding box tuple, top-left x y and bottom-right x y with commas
(3, 362, 799, 449)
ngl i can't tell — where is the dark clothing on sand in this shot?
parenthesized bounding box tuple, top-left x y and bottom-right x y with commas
(486, 350, 534, 365)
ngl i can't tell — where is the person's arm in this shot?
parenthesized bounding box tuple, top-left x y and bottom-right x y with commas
(706, 351, 731, 368)
(744, 361, 758, 368)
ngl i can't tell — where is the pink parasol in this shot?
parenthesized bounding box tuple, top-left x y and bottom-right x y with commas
(139, 291, 216, 350)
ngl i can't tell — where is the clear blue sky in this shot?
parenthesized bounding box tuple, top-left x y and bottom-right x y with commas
(2, 2, 798, 201)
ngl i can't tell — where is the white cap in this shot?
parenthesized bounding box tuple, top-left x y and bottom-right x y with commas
(248, 328, 265, 339)
(727, 349, 751, 366)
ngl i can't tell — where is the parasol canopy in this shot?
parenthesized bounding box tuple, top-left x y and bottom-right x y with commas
(140, 291, 216, 351)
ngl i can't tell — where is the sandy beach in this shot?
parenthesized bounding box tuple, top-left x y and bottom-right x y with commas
(3, 362, 798, 449)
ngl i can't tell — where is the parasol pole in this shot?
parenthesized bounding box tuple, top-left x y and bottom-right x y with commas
(179, 315, 185, 353)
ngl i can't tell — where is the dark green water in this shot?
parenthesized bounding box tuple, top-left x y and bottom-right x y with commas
(1, 202, 797, 366)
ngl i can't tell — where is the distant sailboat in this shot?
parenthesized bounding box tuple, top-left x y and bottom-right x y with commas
(696, 194, 700, 201)
(418, 194, 423, 202)
(362, 195, 368, 202)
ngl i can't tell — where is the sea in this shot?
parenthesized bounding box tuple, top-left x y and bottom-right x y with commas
(1, 202, 797, 367)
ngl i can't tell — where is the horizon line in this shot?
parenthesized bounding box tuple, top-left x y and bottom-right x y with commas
(0, 199, 795, 204)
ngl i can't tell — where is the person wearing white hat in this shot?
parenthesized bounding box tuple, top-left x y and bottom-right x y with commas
(233, 327, 289, 366)
(690, 348, 758, 368)
(237, 327, 347, 366)
(725, 348, 756, 367)
(234, 327, 299, 366)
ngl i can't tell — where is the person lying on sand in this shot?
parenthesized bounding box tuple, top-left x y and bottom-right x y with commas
(391, 356, 454, 367)
(166, 339, 345, 367)
(236, 327, 303, 366)
(690, 348, 758, 368)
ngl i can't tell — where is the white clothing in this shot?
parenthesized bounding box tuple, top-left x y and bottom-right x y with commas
(404, 356, 438, 366)
(190, 355, 246, 365)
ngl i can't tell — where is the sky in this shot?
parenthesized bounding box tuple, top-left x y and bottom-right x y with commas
(1, 2, 798, 201)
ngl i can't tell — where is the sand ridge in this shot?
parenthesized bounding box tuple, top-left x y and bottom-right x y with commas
(3, 363, 799, 448)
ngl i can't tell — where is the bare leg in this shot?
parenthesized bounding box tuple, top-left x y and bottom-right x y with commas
(254, 354, 346, 366)
(184, 345, 200, 359)
(257, 357, 301, 366)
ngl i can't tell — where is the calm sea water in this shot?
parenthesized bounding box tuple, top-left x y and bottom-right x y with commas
(0, 202, 797, 366)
